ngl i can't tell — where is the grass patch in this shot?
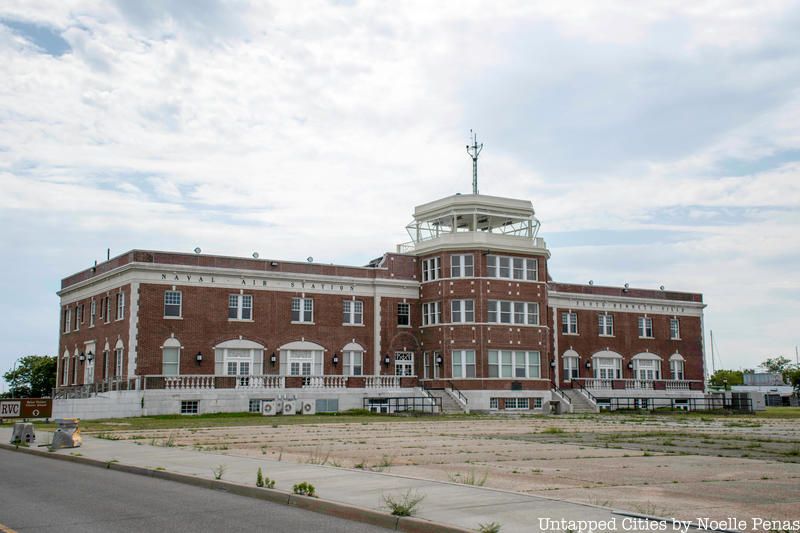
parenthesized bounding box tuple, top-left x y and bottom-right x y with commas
(383, 490, 425, 516)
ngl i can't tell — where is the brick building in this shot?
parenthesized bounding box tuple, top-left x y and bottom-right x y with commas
(55, 192, 706, 418)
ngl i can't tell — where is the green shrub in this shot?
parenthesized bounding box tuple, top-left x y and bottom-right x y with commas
(256, 467, 264, 487)
(478, 522, 502, 533)
(293, 481, 316, 497)
(383, 490, 425, 516)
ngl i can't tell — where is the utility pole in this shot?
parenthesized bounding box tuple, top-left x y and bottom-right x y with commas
(466, 130, 483, 195)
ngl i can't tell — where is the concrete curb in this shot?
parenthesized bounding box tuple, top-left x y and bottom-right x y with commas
(0, 443, 471, 533)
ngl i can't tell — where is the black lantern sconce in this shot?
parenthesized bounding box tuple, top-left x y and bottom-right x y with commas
(332, 353, 339, 366)
(550, 359, 556, 368)
(383, 354, 391, 366)
(627, 361, 634, 370)
(195, 351, 203, 366)
(79, 352, 86, 363)
(435, 354, 443, 366)
(87, 350, 94, 363)
(270, 352, 277, 366)
(585, 360, 592, 369)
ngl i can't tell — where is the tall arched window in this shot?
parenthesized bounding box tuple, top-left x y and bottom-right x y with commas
(114, 339, 125, 378)
(562, 349, 580, 380)
(632, 353, 662, 380)
(213, 339, 265, 385)
(62, 349, 70, 386)
(669, 353, 685, 380)
(342, 342, 365, 376)
(72, 348, 79, 384)
(162, 337, 181, 376)
(279, 341, 324, 376)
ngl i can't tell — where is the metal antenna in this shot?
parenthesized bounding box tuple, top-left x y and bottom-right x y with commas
(466, 129, 483, 195)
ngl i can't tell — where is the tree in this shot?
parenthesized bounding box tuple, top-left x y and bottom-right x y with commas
(759, 356, 793, 374)
(708, 369, 743, 389)
(3, 355, 57, 398)
(784, 367, 800, 393)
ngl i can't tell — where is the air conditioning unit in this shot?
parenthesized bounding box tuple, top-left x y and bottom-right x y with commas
(275, 399, 284, 413)
(261, 400, 277, 416)
(300, 400, 315, 415)
(282, 400, 296, 416)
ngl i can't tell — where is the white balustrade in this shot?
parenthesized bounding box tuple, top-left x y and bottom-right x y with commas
(239, 375, 285, 389)
(365, 375, 401, 389)
(164, 375, 215, 390)
(302, 375, 348, 389)
(582, 378, 612, 389)
(664, 380, 690, 391)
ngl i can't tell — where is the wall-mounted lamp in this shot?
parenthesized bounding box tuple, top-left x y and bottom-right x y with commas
(550, 359, 556, 368)
(332, 353, 339, 366)
(384, 355, 391, 366)
(87, 351, 94, 362)
(627, 361, 634, 370)
(435, 354, 443, 365)
(270, 261, 279, 267)
(270, 352, 277, 366)
(585, 360, 592, 369)
(195, 351, 203, 365)
(79, 352, 86, 363)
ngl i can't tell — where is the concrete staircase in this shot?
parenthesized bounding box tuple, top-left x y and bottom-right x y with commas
(562, 388, 599, 414)
(425, 389, 467, 414)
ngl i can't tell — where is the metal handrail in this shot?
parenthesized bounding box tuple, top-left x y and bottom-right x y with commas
(551, 385, 572, 405)
(446, 382, 468, 405)
(577, 381, 597, 404)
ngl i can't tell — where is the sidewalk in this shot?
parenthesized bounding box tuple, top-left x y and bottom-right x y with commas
(0, 427, 625, 533)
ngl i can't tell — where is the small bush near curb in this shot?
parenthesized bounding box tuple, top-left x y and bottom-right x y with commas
(383, 489, 425, 517)
(478, 521, 502, 533)
(212, 464, 226, 480)
(293, 481, 316, 497)
(257, 467, 275, 488)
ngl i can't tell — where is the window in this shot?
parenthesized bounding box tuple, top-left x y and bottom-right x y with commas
(562, 312, 578, 334)
(180, 400, 199, 415)
(489, 397, 499, 409)
(450, 254, 474, 277)
(564, 356, 579, 380)
(670, 318, 680, 340)
(63, 307, 71, 333)
(115, 346, 123, 377)
(451, 350, 476, 377)
(451, 300, 474, 323)
(395, 352, 414, 376)
(343, 300, 363, 325)
(164, 291, 181, 318)
(62, 351, 69, 385)
(487, 255, 538, 280)
(488, 350, 540, 378)
(289, 351, 314, 376)
(397, 302, 410, 326)
(228, 294, 253, 320)
(638, 316, 654, 338)
(90, 299, 96, 327)
(162, 340, 180, 376)
(598, 313, 614, 336)
(116, 292, 125, 320)
(422, 257, 441, 282)
(249, 399, 262, 413)
(344, 350, 363, 376)
(533, 398, 542, 409)
(595, 357, 622, 379)
(488, 301, 538, 325)
(422, 302, 441, 325)
(104, 296, 111, 323)
(226, 349, 252, 386)
(291, 297, 314, 323)
(77, 304, 84, 327)
(670, 359, 685, 380)
(505, 398, 530, 410)
(635, 358, 661, 380)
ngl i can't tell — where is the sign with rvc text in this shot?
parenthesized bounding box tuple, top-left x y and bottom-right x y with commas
(0, 398, 52, 418)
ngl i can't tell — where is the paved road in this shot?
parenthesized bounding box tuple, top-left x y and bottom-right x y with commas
(0, 449, 390, 533)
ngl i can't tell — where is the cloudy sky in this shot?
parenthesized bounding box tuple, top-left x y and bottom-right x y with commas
(1, 0, 799, 387)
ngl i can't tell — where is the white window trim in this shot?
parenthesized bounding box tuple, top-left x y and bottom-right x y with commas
(598, 313, 614, 337)
(89, 299, 96, 328)
(397, 302, 411, 328)
(486, 255, 538, 281)
(161, 337, 182, 376)
(451, 349, 476, 378)
(343, 300, 364, 326)
(343, 349, 364, 376)
(670, 318, 681, 340)
(562, 311, 578, 335)
(228, 293, 254, 321)
(116, 292, 125, 321)
(422, 301, 441, 326)
(63, 307, 71, 333)
(638, 316, 655, 339)
(291, 297, 314, 324)
(450, 254, 474, 278)
(450, 299, 475, 323)
(164, 290, 182, 319)
(488, 350, 542, 379)
(488, 301, 539, 325)
(422, 257, 441, 282)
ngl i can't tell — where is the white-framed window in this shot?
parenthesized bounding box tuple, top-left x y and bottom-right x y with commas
(395, 352, 414, 376)
(104, 296, 111, 323)
(489, 397, 499, 409)
(164, 291, 182, 318)
(635, 358, 661, 380)
(488, 301, 538, 325)
(89, 299, 96, 327)
(291, 297, 314, 323)
(450, 254, 474, 277)
(422, 257, 441, 282)
(670, 318, 680, 340)
(422, 301, 441, 325)
(562, 311, 578, 334)
(180, 400, 199, 415)
(162, 338, 181, 376)
(72, 349, 78, 384)
(487, 255, 538, 281)
(598, 313, 614, 336)
(74, 305, 80, 331)
(505, 397, 530, 410)
(249, 399, 262, 413)
(61, 350, 69, 385)
(670, 359, 685, 380)
(116, 292, 125, 320)
(228, 294, 253, 320)
(451, 300, 474, 323)
(488, 350, 540, 378)
(594, 357, 622, 379)
(451, 349, 476, 378)
(63, 307, 71, 333)
(114, 342, 124, 378)
(397, 302, 410, 326)
(102, 350, 109, 380)
(225, 349, 252, 386)
(638, 316, 654, 338)
(343, 300, 363, 325)
(533, 398, 542, 409)
(344, 350, 363, 376)
(289, 351, 314, 376)
(563, 356, 579, 380)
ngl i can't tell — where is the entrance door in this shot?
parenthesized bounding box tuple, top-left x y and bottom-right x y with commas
(563, 357, 579, 381)
(395, 352, 414, 376)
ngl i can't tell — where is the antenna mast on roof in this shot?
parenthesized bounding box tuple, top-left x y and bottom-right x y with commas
(466, 129, 483, 195)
